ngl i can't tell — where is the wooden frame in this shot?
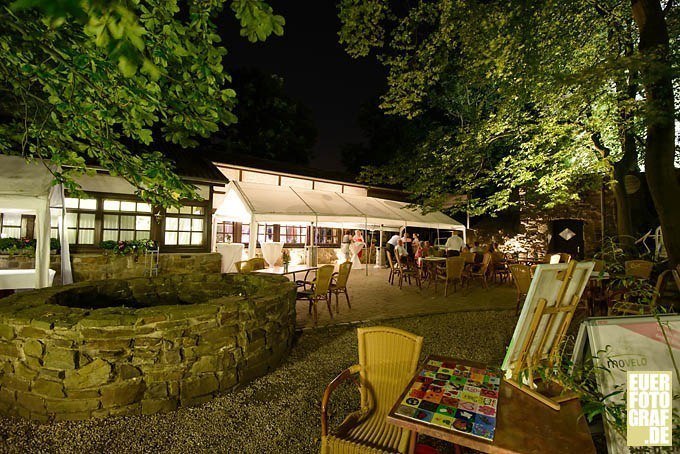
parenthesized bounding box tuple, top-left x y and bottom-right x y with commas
(501, 260, 594, 410)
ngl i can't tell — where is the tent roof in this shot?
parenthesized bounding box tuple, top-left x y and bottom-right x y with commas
(216, 181, 464, 230)
(0, 155, 54, 199)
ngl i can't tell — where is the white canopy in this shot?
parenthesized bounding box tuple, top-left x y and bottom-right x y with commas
(0, 155, 72, 288)
(215, 180, 465, 231)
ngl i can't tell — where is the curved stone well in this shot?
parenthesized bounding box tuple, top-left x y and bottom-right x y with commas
(0, 273, 296, 421)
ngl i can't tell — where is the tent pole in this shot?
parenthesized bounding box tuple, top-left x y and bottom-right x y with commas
(248, 215, 258, 259)
(376, 226, 384, 268)
(365, 219, 368, 276)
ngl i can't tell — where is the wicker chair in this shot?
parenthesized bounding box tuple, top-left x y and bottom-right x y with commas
(609, 268, 677, 316)
(248, 257, 266, 271)
(625, 260, 654, 280)
(395, 253, 421, 289)
(464, 252, 492, 288)
(321, 326, 424, 454)
(491, 251, 510, 283)
(385, 251, 401, 285)
(436, 257, 465, 296)
(329, 261, 352, 313)
(509, 264, 532, 315)
(235, 260, 251, 273)
(297, 264, 334, 324)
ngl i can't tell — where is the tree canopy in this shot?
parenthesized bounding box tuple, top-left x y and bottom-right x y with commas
(0, 0, 283, 206)
(339, 0, 680, 263)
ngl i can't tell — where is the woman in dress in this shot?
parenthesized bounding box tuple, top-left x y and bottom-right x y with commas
(353, 230, 364, 259)
(340, 230, 351, 262)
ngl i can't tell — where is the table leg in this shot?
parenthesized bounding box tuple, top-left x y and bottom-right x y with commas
(408, 429, 418, 454)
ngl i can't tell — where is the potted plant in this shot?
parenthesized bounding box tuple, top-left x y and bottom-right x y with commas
(282, 249, 291, 272)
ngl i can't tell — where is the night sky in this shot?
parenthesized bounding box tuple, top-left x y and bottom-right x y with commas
(218, 1, 386, 171)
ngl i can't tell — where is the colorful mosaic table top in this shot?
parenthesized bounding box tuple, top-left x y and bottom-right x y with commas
(392, 357, 501, 442)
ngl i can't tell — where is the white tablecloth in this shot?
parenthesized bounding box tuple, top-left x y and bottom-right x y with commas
(350, 242, 365, 270)
(216, 243, 245, 273)
(261, 242, 284, 267)
(0, 269, 56, 290)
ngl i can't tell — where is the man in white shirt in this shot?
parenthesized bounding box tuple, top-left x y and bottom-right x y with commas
(444, 231, 464, 256)
(395, 239, 408, 260)
(386, 233, 400, 259)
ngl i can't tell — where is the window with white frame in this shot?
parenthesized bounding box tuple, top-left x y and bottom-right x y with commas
(241, 224, 250, 245)
(215, 221, 235, 243)
(64, 197, 97, 244)
(315, 227, 339, 246)
(102, 199, 152, 241)
(282, 225, 307, 245)
(0, 213, 22, 238)
(257, 224, 275, 244)
(164, 205, 205, 246)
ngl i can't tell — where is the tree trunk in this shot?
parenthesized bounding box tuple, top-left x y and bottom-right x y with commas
(632, 0, 680, 266)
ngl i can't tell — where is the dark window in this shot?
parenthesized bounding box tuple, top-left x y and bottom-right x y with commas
(282, 225, 307, 245)
(315, 227, 339, 246)
(215, 221, 235, 243)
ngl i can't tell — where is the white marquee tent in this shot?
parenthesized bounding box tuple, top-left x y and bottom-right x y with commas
(0, 155, 72, 288)
(214, 181, 466, 258)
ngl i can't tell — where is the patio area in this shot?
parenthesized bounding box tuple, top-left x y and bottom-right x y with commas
(295, 267, 518, 329)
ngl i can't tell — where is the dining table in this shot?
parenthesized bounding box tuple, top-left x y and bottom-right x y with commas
(421, 256, 446, 288)
(254, 264, 318, 282)
(387, 355, 596, 454)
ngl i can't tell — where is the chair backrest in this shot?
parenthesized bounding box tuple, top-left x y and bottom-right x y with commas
(592, 260, 605, 272)
(356, 326, 423, 416)
(479, 253, 493, 273)
(314, 265, 335, 296)
(509, 264, 532, 294)
(446, 257, 465, 279)
(248, 257, 265, 271)
(461, 252, 474, 264)
(559, 253, 572, 263)
(386, 251, 396, 269)
(548, 254, 561, 264)
(625, 260, 653, 280)
(491, 251, 505, 264)
(395, 252, 404, 267)
(335, 261, 352, 288)
(235, 260, 251, 273)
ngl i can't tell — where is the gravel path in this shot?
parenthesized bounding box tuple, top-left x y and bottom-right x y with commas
(0, 310, 517, 454)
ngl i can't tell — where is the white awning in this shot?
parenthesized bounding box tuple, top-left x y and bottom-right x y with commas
(214, 181, 465, 230)
(0, 155, 72, 288)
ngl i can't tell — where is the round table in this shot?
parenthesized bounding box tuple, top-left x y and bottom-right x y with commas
(261, 241, 285, 267)
(215, 243, 245, 273)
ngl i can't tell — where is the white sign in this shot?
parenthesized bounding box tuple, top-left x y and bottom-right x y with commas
(572, 315, 680, 454)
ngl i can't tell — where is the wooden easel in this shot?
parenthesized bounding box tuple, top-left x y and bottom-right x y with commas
(506, 260, 584, 410)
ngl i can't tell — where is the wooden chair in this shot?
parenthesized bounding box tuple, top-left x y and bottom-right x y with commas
(464, 252, 492, 288)
(509, 264, 532, 315)
(329, 261, 352, 313)
(386, 251, 401, 285)
(436, 256, 465, 296)
(321, 326, 424, 454)
(625, 259, 654, 280)
(248, 257, 266, 271)
(297, 264, 335, 324)
(395, 253, 421, 289)
(491, 251, 510, 283)
(235, 260, 251, 273)
(558, 253, 572, 263)
(609, 268, 678, 316)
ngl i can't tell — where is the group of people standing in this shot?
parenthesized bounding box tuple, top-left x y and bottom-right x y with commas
(385, 228, 434, 264)
(340, 229, 364, 261)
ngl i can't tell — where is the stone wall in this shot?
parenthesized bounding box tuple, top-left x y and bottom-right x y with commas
(0, 252, 221, 285)
(0, 273, 296, 421)
(470, 190, 617, 258)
